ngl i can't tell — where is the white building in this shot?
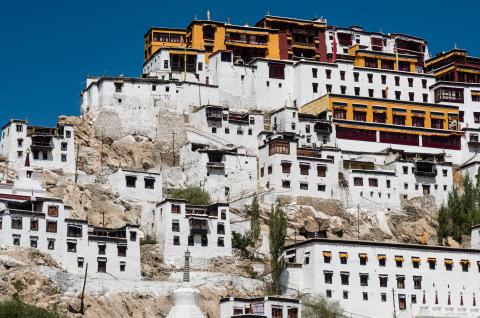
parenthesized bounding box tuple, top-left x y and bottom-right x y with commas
(220, 296, 301, 318)
(155, 199, 231, 266)
(257, 133, 340, 201)
(0, 165, 141, 280)
(0, 119, 75, 174)
(283, 236, 480, 318)
(180, 143, 257, 203)
(188, 105, 265, 155)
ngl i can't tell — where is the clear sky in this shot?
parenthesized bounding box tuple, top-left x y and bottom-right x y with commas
(1, 0, 477, 126)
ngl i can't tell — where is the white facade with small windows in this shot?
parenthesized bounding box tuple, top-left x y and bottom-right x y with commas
(0, 169, 141, 280)
(219, 296, 301, 318)
(0, 119, 75, 174)
(188, 105, 265, 155)
(180, 144, 257, 203)
(283, 238, 480, 318)
(257, 134, 340, 200)
(155, 199, 232, 266)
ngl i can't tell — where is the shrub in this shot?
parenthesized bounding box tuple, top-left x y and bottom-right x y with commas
(232, 232, 252, 257)
(170, 186, 211, 205)
(0, 298, 63, 318)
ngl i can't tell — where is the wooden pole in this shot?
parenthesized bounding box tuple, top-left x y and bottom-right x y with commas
(80, 263, 88, 314)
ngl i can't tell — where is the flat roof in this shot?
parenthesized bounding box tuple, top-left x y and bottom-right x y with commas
(284, 238, 480, 254)
(219, 296, 300, 304)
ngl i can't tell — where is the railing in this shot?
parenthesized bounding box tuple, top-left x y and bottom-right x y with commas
(206, 162, 225, 169)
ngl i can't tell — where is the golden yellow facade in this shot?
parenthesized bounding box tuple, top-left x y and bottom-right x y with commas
(144, 28, 187, 61)
(301, 94, 460, 136)
(349, 45, 417, 72)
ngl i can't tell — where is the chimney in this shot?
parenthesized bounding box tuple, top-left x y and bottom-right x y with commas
(471, 225, 480, 249)
(207, 10, 211, 21)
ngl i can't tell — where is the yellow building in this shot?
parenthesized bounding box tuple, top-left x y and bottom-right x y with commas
(144, 20, 280, 63)
(144, 28, 187, 61)
(349, 44, 419, 73)
(301, 94, 462, 149)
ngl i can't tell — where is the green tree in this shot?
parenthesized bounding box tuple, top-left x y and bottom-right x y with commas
(268, 202, 287, 294)
(302, 294, 343, 318)
(0, 298, 62, 318)
(250, 196, 261, 246)
(170, 186, 211, 205)
(437, 205, 449, 245)
(231, 232, 252, 257)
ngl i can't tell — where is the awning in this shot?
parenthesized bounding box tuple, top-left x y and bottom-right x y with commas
(377, 254, 386, 260)
(411, 257, 421, 263)
(430, 115, 445, 119)
(444, 259, 453, 265)
(427, 257, 437, 263)
(299, 162, 311, 167)
(359, 253, 368, 260)
(472, 91, 480, 96)
(413, 276, 422, 281)
(359, 273, 369, 277)
(323, 251, 332, 257)
(339, 252, 348, 258)
(395, 256, 404, 262)
(460, 259, 470, 265)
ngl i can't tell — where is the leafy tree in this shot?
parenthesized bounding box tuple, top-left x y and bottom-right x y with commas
(268, 202, 287, 294)
(170, 186, 211, 205)
(302, 294, 343, 318)
(0, 298, 62, 318)
(249, 196, 261, 246)
(437, 205, 449, 245)
(231, 232, 252, 257)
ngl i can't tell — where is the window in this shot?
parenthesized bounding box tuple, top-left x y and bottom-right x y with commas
(268, 166, 273, 174)
(300, 164, 309, 175)
(409, 92, 415, 101)
(367, 73, 373, 83)
(381, 293, 387, 302)
(325, 69, 331, 79)
(13, 235, 20, 246)
(398, 294, 407, 310)
(317, 166, 326, 177)
(269, 63, 285, 79)
(217, 223, 225, 235)
(224, 127, 230, 134)
(67, 241, 77, 252)
(323, 251, 332, 263)
(359, 253, 368, 265)
(378, 255, 386, 267)
(61, 154, 67, 162)
(198, 62, 203, 71)
(272, 307, 282, 318)
(164, 60, 169, 68)
(428, 258, 436, 269)
(33, 150, 39, 160)
(354, 87, 360, 96)
(67, 224, 82, 237)
(353, 111, 366, 121)
(412, 257, 420, 269)
(411, 294, 417, 304)
(333, 108, 346, 119)
(42, 152, 48, 160)
(120, 261, 126, 272)
(326, 290, 332, 298)
(97, 258, 107, 273)
(312, 83, 318, 93)
(299, 183, 308, 190)
(343, 291, 348, 299)
(201, 235, 208, 246)
(339, 252, 348, 264)
(394, 76, 400, 86)
(221, 52, 232, 62)
(340, 71, 345, 80)
(395, 256, 404, 267)
(362, 292, 368, 301)
(422, 79, 427, 88)
(368, 178, 378, 187)
(340, 85, 346, 94)
(395, 91, 401, 100)
(360, 273, 369, 286)
(30, 236, 37, 248)
(396, 276, 405, 289)
(381, 75, 386, 84)
(413, 276, 422, 289)
(48, 239, 55, 250)
(188, 235, 194, 246)
(61, 142, 68, 151)
(461, 260, 470, 272)
(368, 89, 374, 97)
(125, 175, 137, 188)
(78, 257, 84, 268)
(16, 124, 23, 132)
(221, 210, 227, 220)
(282, 180, 291, 188)
(172, 220, 180, 232)
(10, 217, 22, 230)
(323, 271, 333, 284)
(171, 204, 181, 214)
(211, 127, 217, 134)
(393, 115, 405, 125)
(144, 177, 155, 189)
(340, 272, 349, 285)
(423, 94, 428, 102)
(354, 177, 363, 186)
(379, 275, 388, 287)
(118, 245, 127, 257)
(173, 236, 180, 246)
(98, 243, 106, 255)
(354, 72, 359, 82)
(435, 87, 464, 103)
(312, 68, 318, 78)
(382, 89, 388, 98)
(442, 169, 448, 177)
(218, 237, 224, 247)
(46, 221, 57, 233)
(114, 82, 123, 93)
(48, 206, 58, 217)
(445, 259, 453, 271)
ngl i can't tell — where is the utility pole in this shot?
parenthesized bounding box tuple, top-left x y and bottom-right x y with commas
(80, 263, 88, 314)
(392, 288, 397, 318)
(102, 211, 105, 227)
(357, 204, 360, 239)
(100, 131, 104, 176)
(172, 131, 176, 166)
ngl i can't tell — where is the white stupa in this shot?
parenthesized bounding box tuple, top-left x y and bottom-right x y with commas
(166, 250, 206, 318)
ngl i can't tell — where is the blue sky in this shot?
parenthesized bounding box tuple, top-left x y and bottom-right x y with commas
(1, 0, 478, 126)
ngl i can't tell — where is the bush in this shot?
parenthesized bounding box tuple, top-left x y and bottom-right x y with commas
(0, 298, 62, 318)
(302, 294, 343, 318)
(170, 186, 211, 205)
(232, 232, 252, 257)
(140, 235, 157, 245)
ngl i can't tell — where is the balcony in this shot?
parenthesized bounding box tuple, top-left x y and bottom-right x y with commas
(189, 217, 209, 235)
(414, 161, 437, 177)
(297, 148, 321, 158)
(206, 109, 223, 121)
(206, 162, 225, 170)
(314, 122, 332, 135)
